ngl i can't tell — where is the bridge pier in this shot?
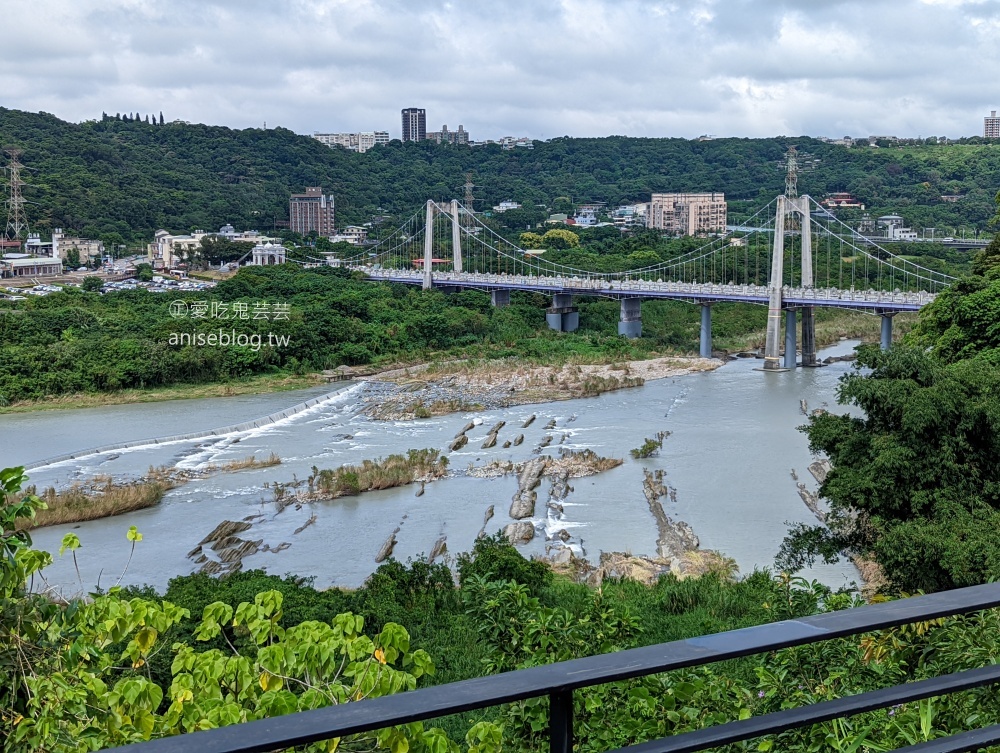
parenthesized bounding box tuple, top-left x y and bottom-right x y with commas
(699, 304, 712, 358)
(546, 293, 579, 333)
(618, 298, 642, 338)
(422, 200, 434, 291)
(784, 308, 797, 369)
(491, 289, 510, 308)
(880, 311, 895, 351)
(800, 307, 817, 367)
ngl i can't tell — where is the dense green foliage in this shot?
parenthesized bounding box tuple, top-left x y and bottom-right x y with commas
(8, 469, 1000, 751)
(3, 108, 1000, 245)
(0, 264, 782, 403)
(783, 198, 1000, 593)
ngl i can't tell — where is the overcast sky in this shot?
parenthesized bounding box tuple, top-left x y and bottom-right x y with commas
(2, 0, 999, 140)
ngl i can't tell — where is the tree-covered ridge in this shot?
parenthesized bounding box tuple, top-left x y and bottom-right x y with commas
(2, 107, 999, 244)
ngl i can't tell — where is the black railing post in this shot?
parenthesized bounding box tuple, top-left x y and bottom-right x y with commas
(550, 689, 573, 753)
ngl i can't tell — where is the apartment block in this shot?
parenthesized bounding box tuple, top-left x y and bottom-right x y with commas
(986, 111, 1000, 138)
(426, 124, 469, 145)
(312, 131, 389, 153)
(647, 193, 727, 235)
(289, 187, 335, 237)
(401, 108, 426, 142)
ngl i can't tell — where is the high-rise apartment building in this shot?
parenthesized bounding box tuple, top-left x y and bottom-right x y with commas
(313, 131, 389, 153)
(289, 187, 335, 236)
(426, 124, 470, 145)
(647, 192, 727, 235)
(986, 111, 1000, 138)
(401, 108, 426, 142)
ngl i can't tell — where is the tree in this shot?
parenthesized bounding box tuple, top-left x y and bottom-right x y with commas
(0, 466, 501, 752)
(135, 262, 154, 282)
(541, 228, 580, 249)
(81, 276, 104, 292)
(782, 346, 1000, 592)
(518, 232, 544, 249)
(65, 247, 81, 269)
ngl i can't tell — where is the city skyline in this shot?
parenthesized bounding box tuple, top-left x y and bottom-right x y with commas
(1, 1, 999, 140)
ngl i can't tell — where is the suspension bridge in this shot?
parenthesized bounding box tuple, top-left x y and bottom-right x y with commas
(333, 192, 951, 372)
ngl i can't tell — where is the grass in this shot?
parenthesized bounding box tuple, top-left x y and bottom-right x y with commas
(20, 477, 177, 529)
(206, 453, 282, 472)
(311, 449, 450, 498)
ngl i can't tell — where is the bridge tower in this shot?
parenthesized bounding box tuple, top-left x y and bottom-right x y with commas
(421, 200, 464, 289)
(763, 148, 816, 371)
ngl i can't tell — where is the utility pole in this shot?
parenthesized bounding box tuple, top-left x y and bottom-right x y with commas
(3, 148, 29, 242)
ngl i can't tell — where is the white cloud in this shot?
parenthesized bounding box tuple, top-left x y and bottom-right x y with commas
(0, 0, 998, 138)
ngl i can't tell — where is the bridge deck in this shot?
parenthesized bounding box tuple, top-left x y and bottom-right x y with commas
(355, 268, 934, 312)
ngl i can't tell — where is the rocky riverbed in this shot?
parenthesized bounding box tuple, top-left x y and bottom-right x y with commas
(360, 356, 721, 420)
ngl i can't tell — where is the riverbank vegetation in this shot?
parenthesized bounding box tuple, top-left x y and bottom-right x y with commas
(310, 449, 449, 498)
(781, 217, 1000, 593)
(5, 468, 1000, 751)
(0, 264, 879, 408)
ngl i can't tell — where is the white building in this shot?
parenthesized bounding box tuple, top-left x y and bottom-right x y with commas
(328, 226, 368, 245)
(492, 201, 521, 213)
(147, 226, 277, 269)
(313, 131, 390, 153)
(250, 242, 286, 266)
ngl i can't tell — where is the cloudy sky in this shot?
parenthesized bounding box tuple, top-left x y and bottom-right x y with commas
(2, 0, 999, 140)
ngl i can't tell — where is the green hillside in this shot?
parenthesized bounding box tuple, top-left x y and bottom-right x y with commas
(1, 108, 999, 244)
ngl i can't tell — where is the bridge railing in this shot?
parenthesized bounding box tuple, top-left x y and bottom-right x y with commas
(109, 583, 1000, 753)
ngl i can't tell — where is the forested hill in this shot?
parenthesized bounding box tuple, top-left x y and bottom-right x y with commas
(2, 107, 999, 243)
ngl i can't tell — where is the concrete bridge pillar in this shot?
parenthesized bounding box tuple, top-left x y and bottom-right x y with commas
(547, 293, 578, 332)
(784, 308, 797, 369)
(618, 298, 642, 338)
(880, 311, 895, 351)
(800, 307, 817, 367)
(699, 304, 712, 358)
(491, 289, 510, 308)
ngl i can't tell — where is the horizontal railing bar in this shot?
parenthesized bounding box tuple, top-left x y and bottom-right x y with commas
(891, 724, 1000, 752)
(105, 583, 1000, 753)
(612, 663, 1000, 752)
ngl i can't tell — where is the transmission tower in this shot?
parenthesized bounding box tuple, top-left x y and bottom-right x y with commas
(784, 146, 798, 199)
(3, 148, 29, 242)
(783, 146, 800, 232)
(462, 172, 476, 227)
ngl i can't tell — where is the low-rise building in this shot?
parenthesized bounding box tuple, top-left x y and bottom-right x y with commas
(647, 192, 727, 235)
(0, 252, 63, 277)
(877, 214, 919, 241)
(493, 201, 521, 213)
(147, 226, 277, 268)
(328, 226, 368, 245)
(821, 192, 865, 210)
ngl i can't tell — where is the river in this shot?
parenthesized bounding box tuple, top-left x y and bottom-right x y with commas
(2, 341, 862, 596)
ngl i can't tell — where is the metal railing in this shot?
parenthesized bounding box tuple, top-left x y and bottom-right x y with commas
(108, 582, 1000, 753)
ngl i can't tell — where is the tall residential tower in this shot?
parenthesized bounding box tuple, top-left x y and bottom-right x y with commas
(986, 110, 1000, 138)
(401, 108, 426, 142)
(289, 187, 335, 236)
